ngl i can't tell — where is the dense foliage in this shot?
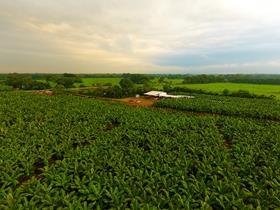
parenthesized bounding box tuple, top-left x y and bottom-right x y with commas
(183, 74, 280, 85)
(80, 78, 154, 98)
(0, 92, 279, 209)
(122, 74, 151, 84)
(0, 81, 12, 91)
(1, 73, 82, 90)
(155, 95, 280, 120)
(0, 85, 12, 92)
(46, 73, 82, 88)
(5, 74, 50, 90)
(80, 74, 123, 78)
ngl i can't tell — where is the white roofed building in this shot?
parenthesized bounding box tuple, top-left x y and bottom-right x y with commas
(144, 91, 168, 97)
(144, 91, 194, 99)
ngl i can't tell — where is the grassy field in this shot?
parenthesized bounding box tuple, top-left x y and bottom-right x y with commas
(80, 77, 122, 86)
(150, 78, 184, 88)
(37, 78, 122, 88)
(80, 77, 182, 88)
(174, 82, 280, 99)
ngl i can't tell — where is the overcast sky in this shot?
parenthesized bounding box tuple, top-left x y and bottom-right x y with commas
(1, 0, 280, 74)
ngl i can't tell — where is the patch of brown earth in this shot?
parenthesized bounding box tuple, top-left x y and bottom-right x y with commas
(17, 154, 64, 187)
(113, 96, 159, 107)
(33, 90, 54, 96)
(223, 139, 233, 149)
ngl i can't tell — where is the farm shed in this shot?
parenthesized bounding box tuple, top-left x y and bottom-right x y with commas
(144, 91, 167, 97)
(144, 91, 194, 99)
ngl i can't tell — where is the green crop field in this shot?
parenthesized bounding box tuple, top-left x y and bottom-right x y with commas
(175, 83, 280, 99)
(155, 95, 280, 120)
(150, 78, 184, 89)
(80, 77, 182, 89)
(80, 78, 122, 86)
(36, 78, 122, 88)
(0, 92, 279, 209)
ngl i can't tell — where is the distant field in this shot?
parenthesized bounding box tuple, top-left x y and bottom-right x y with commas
(175, 83, 280, 99)
(80, 78, 122, 86)
(36, 77, 280, 99)
(36, 80, 56, 87)
(81, 77, 182, 88)
(151, 78, 183, 88)
(36, 78, 122, 88)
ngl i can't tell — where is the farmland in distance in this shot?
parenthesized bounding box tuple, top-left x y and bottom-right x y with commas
(174, 82, 280, 99)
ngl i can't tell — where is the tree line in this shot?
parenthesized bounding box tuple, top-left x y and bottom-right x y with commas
(183, 74, 280, 85)
(79, 76, 154, 98)
(4, 73, 82, 90)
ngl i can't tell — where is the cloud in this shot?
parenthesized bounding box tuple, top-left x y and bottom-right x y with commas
(0, 0, 280, 73)
(179, 60, 280, 74)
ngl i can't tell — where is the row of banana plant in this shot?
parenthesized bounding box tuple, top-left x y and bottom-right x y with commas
(154, 95, 280, 120)
(0, 92, 279, 209)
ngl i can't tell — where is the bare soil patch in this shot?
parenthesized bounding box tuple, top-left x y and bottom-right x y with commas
(113, 96, 159, 107)
(32, 90, 54, 96)
(223, 139, 233, 149)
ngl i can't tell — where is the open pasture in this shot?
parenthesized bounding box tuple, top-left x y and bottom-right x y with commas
(175, 83, 280, 99)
